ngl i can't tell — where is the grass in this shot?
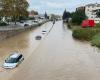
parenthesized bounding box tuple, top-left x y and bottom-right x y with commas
(91, 34, 100, 47)
(94, 23, 100, 28)
(72, 28, 100, 41)
(70, 23, 100, 48)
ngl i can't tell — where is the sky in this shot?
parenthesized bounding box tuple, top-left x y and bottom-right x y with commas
(28, 0, 100, 15)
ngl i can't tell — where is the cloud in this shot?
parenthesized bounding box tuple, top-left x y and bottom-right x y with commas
(28, 0, 100, 14)
(40, 1, 66, 8)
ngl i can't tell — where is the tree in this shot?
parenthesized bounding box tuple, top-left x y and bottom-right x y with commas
(71, 10, 87, 25)
(96, 10, 100, 18)
(0, 0, 29, 24)
(44, 12, 49, 19)
(62, 9, 71, 21)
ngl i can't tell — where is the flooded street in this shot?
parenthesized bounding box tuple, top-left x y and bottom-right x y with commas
(0, 21, 100, 80)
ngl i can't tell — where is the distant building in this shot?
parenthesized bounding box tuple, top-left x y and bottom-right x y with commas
(76, 3, 100, 23)
(85, 3, 100, 23)
(28, 11, 45, 20)
(33, 14, 45, 20)
(29, 10, 38, 18)
(76, 6, 85, 12)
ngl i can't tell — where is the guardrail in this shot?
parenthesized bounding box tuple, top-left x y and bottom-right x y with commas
(0, 20, 49, 31)
(0, 20, 49, 41)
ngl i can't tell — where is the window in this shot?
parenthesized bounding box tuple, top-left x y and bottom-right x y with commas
(17, 55, 22, 61)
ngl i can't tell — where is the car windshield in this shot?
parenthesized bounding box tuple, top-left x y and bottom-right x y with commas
(5, 58, 18, 63)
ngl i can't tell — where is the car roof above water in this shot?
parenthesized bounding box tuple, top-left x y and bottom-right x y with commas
(10, 52, 21, 58)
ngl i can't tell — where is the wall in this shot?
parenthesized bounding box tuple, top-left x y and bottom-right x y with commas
(0, 20, 48, 41)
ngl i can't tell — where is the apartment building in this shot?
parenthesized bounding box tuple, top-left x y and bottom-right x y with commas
(85, 3, 100, 23)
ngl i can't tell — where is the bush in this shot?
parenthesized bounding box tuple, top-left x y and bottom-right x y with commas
(71, 10, 87, 25)
(72, 28, 100, 41)
(91, 34, 100, 47)
(67, 24, 71, 29)
(95, 24, 100, 28)
(0, 21, 8, 26)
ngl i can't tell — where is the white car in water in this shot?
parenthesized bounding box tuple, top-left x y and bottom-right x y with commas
(2, 52, 24, 69)
(42, 30, 47, 34)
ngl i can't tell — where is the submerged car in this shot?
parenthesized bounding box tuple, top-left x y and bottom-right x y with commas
(42, 30, 46, 32)
(2, 52, 24, 69)
(35, 35, 42, 40)
(42, 30, 47, 34)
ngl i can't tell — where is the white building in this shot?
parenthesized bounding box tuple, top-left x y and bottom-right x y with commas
(85, 3, 100, 23)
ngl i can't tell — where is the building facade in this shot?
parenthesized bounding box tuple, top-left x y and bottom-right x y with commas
(76, 6, 85, 12)
(85, 3, 100, 23)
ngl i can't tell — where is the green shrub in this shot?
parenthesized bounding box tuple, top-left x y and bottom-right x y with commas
(0, 21, 8, 26)
(95, 24, 100, 28)
(72, 28, 100, 41)
(71, 10, 87, 25)
(67, 23, 71, 29)
(91, 34, 100, 47)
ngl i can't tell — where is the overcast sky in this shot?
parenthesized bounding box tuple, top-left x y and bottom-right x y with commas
(28, 0, 100, 15)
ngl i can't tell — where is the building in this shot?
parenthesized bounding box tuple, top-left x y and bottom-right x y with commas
(85, 3, 100, 23)
(35, 14, 45, 20)
(76, 6, 85, 12)
(29, 10, 38, 18)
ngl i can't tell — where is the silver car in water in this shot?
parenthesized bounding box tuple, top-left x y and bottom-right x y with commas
(2, 52, 24, 69)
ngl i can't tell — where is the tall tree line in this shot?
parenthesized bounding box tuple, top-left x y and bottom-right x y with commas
(62, 9, 71, 21)
(71, 10, 87, 25)
(62, 9, 87, 25)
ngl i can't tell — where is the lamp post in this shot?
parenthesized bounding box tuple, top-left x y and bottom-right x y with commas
(13, 2, 16, 25)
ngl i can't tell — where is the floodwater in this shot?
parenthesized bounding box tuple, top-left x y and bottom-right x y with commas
(0, 21, 100, 80)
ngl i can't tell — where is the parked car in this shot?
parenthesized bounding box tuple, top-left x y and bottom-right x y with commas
(32, 20, 39, 25)
(2, 52, 24, 69)
(19, 21, 32, 27)
(24, 23, 29, 27)
(35, 35, 42, 40)
(33, 20, 38, 23)
(32, 20, 39, 23)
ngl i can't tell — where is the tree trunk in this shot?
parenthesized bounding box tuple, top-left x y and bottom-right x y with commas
(14, 16, 17, 25)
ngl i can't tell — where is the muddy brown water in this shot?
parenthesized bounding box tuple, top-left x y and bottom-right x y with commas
(0, 21, 100, 80)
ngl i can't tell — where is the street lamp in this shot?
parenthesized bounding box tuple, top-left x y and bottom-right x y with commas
(13, 0, 16, 25)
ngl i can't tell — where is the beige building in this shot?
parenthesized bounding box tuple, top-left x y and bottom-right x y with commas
(76, 6, 85, 12)
(85, 3, 100, 23)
